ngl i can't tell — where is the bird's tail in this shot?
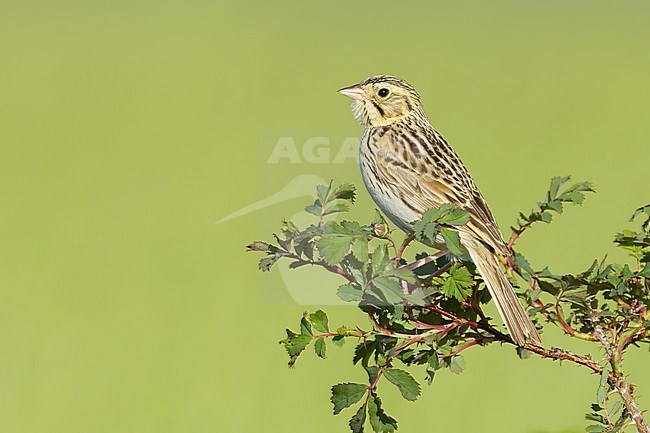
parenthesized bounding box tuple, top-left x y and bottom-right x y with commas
(463, 237, 541, 346)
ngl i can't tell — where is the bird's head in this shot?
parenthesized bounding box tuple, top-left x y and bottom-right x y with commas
(338, 75, 424, 127)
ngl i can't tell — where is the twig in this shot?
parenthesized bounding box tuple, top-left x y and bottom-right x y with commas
(508, 222, 532, 250)
(611, 375, 649, 433)
(591, 315, 650, 433)
(396, 234, 415, 261)
(280, 251, 355, 282)
(403, 250, 448, 271)
(423, 305, 605, 374)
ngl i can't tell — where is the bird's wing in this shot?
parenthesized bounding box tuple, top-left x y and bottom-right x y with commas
(376, 132, 510, 257)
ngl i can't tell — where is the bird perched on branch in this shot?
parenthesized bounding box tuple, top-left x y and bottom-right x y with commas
(338, 75, 540, 346)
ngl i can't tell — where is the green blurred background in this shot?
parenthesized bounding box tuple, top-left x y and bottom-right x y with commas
(1, 1, 649, 432)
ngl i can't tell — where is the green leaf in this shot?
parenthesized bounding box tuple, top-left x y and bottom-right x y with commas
(586, 425, 607, 433)
(300, 315, 313, 336)
(246, 241, 273, 252)
(557, 181, 594, 204)
(258, 255, 281, 272)
(608, 401, 622, 419)
(548, 176, 570, 200)
(438, 208, 470, 226)
(280, 330, 312, 367)
(382, 266, 416, 284)
(630, 204, 650, 231)
(317, 182, 332, 205)
(315, 337, 327, 358)
(341, 220, 363, 233)
(427, 352, 440, 370)
(332, 335, 346, 347)
(516, 347, 531, 360)
(421, 207, 444, 223)
(333, 183, 356, 202)
(371, 276, 404, 305)
(423, 221, 438, 241)
(331, 383, 368, 415)
(539, 211, 553, 223)
(449, 355, 466, 374)
(309, 310, 329, 333)
(585, 412, 606, 424)
(338, 284, 363, 302)
(596, 368, 609, 405)
(515, 253, 535, 275)
(371, 244, 390, 275)
(364, 365, 380, 384)
(318, 235, 353, 265)
(442, 264, 474, 302)
(383, 368, 421, 401)
(367, 394, 398, 433)
(305, 201, 322, 216)
(543, 200, 563, 214)
(349, 403, 367, 433)
(323, 202, 350, 216)
(440, 228, 463, 255)
(352, 237, 369, 262)
(353, 342, 375, 366)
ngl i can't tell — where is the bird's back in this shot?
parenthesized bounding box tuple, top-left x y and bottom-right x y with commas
(360, 118, 510, 257)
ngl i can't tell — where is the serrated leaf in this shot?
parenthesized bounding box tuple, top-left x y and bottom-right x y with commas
(586, 425, 607, 433)
(427, 352, 440, 370)
(383, 266, 416, 284)
(322, 221, 353, 235)
(364, 365, 380, 384)
(280, 331, 312, 367)
(371, 244, 390, 275)
(549, 176, 570, 200)
(371, 276, 404, 305)
(412, 220, 427, 242)
(305, 201, 322, 216)
(440, 228, 463, 255)
(423, 221, 438, 242)
(341, 220, 363, 233)
(442, 264, 474, 302)
(333, 183, 356, 202)
(352, 237, 369, 262)
(333, 335, 346, 347)
(539, 211, 553, 223)
(338, 284, 363, 302)
(608, 401, 622, 418)
(324, 202, 350, 216)
(317, 183, 332, 205)
(353, 342, 375, 367)
(349, 403, 367, 433)
(300, 316, 313, 335)
(258, 255, 281, 272)
(438, 208, 470, 226)
(246, 241, 272, 252)
(515, 253, 535, 275)
(544, 200, 564, 214)
(367, 394, 397, 433)
(383, 368, 421, 401)
(318, 235, 353, 265)
(449, 355, 466, 374)
(597, 368, 609, 405)
(516, 347, 531, 360)
(421, 207, 444, 224)
(315, 337, 327, 358)
(309, 310, 329, 333)
(331, 383, 368, 415)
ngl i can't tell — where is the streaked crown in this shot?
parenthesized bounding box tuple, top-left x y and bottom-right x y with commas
(338, 75, 425, 127)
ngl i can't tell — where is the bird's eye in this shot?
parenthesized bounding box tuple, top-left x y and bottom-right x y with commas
(377, 88, 390, 98)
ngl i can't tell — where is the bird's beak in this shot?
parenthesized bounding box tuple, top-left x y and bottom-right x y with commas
(338, 84, 367, 101)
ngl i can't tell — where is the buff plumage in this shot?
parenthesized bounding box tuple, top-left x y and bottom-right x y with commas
(339, 75, 540, 345)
